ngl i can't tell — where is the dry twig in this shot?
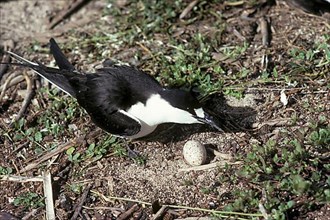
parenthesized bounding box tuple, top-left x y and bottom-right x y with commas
(259, 16, 270, 71)
(48, 0, 91, 29)
(11, 72, 35, 124)
(0, 75, 25, 91)
(205, 147, 233, 160)
(258, 203, 270, 220)
(19, 138, 81, 173)
(43, 170, 55, 220)
(71, 183, 93, 220)
(91, 190, 263, 218)
(0, 174, 43, 182)
(152, 205, 168, 220)
(178, 161, 242, 172)
(0, 71, 23, 100)
(136, 42, 154, 58)
(117, 204, 139, 220)
(251, 118, 291, 130)
(179, 0, 199, 19)
(259, 17, 270, 47)
(82, 206, 124, 212)
(224, 1, 244, 6)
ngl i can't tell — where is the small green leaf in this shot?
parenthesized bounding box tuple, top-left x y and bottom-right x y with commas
(72, 153, 81, 161)
(66, 147, 75, 155)
(34, 132, 42, 142)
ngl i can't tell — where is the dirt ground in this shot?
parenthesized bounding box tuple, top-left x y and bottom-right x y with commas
(0, 0, 329, 219)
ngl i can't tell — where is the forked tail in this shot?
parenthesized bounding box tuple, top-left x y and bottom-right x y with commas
(49, 38, 75, 71)
(6, 38, 78, 97)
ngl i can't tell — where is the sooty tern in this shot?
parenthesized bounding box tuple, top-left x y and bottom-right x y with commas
(287, 0, 330, 15)
(7, 38, 221, 139)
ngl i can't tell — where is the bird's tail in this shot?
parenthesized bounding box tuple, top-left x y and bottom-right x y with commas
(6, 39, 77, 97)
(49, 38, 75, 71)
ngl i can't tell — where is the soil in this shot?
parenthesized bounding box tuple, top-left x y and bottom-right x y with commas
(0, 0, 329, 219)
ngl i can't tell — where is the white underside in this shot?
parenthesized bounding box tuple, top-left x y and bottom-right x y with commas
(118, 109, 158, 139)
(124, 94, 204, 139)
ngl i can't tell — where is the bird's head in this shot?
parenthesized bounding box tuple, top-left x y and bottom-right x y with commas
(161, 89, 222, 132)
(192, 108, 223, 132)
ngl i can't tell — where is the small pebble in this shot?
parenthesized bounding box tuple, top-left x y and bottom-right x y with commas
(183, 140, 207, 166)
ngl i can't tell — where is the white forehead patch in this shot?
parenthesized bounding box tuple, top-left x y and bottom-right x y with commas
(194, 107, 205, 118)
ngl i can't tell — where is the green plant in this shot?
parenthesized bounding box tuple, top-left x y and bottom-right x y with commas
(103, 1, 226, 96)
(219, 42, 249, 59)
(309, 127, 330, 147)
(83, 136, 120, 161)
(9, 88, 86, 155)
(69, 183, 83, 194)
(66, 146, 81, 163)
(112, 142, 127, 157)
(287, 34, 330, 75)
(222, 123, 329, 219)
(13, 192, 45, 208)
(223, 88, 243, 99)
(0, 166, 13, 175)
(201, 187, 212, 194)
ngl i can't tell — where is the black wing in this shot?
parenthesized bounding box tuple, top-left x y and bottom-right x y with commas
(95, 65, 163, 105)
(68, 66, 163, 136)
(69, 72, 140, 136)
(86, 108, 141, 137)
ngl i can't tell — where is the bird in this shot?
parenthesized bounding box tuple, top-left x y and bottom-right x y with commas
(6, 38, 222, 140)
(286, 0, 330, 15)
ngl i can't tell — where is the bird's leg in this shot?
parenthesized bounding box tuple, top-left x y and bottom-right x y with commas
(122, 139, 140, 159)
(122, 139, 147, 164)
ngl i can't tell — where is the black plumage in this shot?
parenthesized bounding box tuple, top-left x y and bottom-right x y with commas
(70, 66, 164, 136)
(287, 0, 330, 15)
(7, 38, 215, 139)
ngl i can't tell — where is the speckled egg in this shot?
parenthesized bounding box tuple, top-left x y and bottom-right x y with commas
(183, 140, 207, 166)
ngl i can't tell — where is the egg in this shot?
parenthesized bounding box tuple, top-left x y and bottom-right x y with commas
(183, 140, 207, 166)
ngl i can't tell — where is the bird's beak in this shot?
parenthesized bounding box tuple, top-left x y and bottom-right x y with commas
(194, 108, 223, 132)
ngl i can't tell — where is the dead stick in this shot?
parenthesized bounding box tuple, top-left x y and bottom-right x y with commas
(179, 0, 199, 19)
(178, 161, 242, 172)
(259, 17, 270, 47)
(71, 183, 93, 220)
(49, 0, 91, 29)
(43, 170, 56, 220)
(152, 205, 168, 220)
(19, 138, 80, 173)
(0, 72, 22, 100)
(117, 204, 139, 220)
(205, 147, 233, 160)
(0, 75, 25, 91)
(0, 175, 43, 182)
(11, 72, 35, 124)
(251, 118, 290, 129)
